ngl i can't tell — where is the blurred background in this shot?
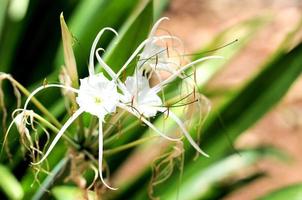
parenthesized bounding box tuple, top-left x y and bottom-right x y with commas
(162, 1, 302, 199)
(0, 0, 302, 199)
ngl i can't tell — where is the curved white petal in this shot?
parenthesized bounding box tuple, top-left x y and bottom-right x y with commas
(117, 103, 180, 141)
(95, 48, 118, 80)
(23, 84, 79, 111)
(149, 17, 169, 37)
(32, 108, 84, 165)
(95, 48, 129, 95)
(98, 120, 118, 190)
(89, 27, 118, 76)
(168, 111, 209, 157)
(152, 56, 224, 93)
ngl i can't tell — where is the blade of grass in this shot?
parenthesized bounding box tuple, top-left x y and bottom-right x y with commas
(0, 164, 24, 200)
(32, 157, 69, 200)
(161, 148, 285, 200)
(258, 183, 302, 200)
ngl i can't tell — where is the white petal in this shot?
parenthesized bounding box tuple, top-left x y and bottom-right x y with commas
(32, 108, 84, 165)
(118, 103, 180, 141)
(168, 111, 209, 157)
(98, 119, 118, 190)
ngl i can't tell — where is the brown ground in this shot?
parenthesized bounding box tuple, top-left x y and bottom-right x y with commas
(162, 0, 302, 199)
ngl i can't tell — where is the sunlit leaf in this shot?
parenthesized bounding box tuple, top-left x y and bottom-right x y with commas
(0, 164, 24, 200)
(52, 186, 96, 200)
(258, 183, 302, 200)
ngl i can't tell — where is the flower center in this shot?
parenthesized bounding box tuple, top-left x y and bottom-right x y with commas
(94, 96, 102, 105)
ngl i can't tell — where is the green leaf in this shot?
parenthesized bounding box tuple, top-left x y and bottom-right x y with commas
(0, 0, 9, 41)
(101, 0, 153, 72)
(0, 164, 24, 200)
(52, 0, 140, 80)
(202, 42, 302, 160)
(162, 41, 302, 200)
(161, 148, 282, 200)
(52, 186, 96, 200)
(153, 0, 170, 19)
(258, 183, 302, 200)
(32, 157, 69, 200)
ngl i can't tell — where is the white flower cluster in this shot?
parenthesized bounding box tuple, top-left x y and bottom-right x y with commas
(13, 18, 222, 190)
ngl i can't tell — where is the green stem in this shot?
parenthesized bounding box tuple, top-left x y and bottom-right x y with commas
(31, 157, 69, 200)
(103, 119, 140, 146)
(103, 135, 158, 156)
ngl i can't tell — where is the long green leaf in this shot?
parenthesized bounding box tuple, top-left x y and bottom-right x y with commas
(162, 148, 284, 200)
(258, 183, 302, 200)
(108, 15, 269, 198)
(52, 186, 96, 200)
(32, 157, 69, 200)
(101, 0, 153, 72)
(0, 164, 24, 200)
(161, 42, 302, 199)
(0, 0, 9, 41)
(54, 0, 140, 76)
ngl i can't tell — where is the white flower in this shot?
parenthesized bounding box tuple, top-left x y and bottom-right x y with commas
(112, 18, 223, 158)
(17, 28, 121, 190)
(11, 17, 222, 191)
(121, 72, 164, 118)
(76, 73, 119, 119)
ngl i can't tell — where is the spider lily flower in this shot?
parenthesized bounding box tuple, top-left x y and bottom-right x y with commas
(17, 28, 121, 189)
(115, 18, 222, 157)
(120, 72, 164, 118)
(37, 26, 180, 189)
(137, 17, 184, 78)
(9, 17, 221, 190)
(95, 20, 223, 157)
(20, 76, 119, 190)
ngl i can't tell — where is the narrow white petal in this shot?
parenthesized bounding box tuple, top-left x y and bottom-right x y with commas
(169, 111, 209, 157)
(95, 48, 129, 95)
(98, 119, 118, 190)
(152, 56, 224, 93)
(89, 27, 118, 76)
(95, 48, 118, 79)
(23, 84, 79, 111)
(117, 103, 181, 141)
(31, 108, 84, 165)
(149, 17, 169, 37)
